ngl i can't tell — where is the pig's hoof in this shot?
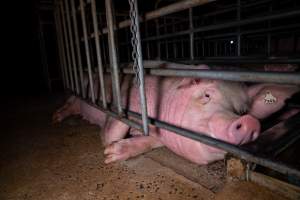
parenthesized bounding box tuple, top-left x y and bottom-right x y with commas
(103, 140, 132, 164)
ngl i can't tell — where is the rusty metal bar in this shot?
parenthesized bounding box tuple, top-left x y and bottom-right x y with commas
(80, 0, 96, 103)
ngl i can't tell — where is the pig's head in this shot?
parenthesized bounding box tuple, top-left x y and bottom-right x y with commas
(178, 78, 261, 146)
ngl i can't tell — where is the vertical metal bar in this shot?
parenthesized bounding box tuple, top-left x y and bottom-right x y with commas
(65, 0, 79, 94)
(144, 22, 150, 59)
(91, 0, 107, 108)
(267, 2, 272, 56)
(54, 7, 66, 89)
(172, 18, 176, 59)
(60, 0, 74, 91)
(71, 0, 85, 97)
(100, 17, 109, 65)
(129, 0, 149, 136)
(237, 0, 241, 57)
(189, 8, 194, 60)
(80, 0, 96, 103)
(105, 0, 123, 114)
(56, 3, 70, 89)
(156, 19, 161, 59)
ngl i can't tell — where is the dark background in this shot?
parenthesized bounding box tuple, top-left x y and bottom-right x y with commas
(3, 0, 48, 96)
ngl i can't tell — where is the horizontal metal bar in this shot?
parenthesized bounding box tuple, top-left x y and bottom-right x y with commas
(143, 9, 300, 41)
(79, 98, 142, 131)
(74, 91, 300, 177)
(119, 67, 300, 85)
(125, 110, 300, 178)
(82, 61, 300, 84)
(177, 58, 300, 64)
(82, 0, 216, 41)
(243, 112, 300, 156)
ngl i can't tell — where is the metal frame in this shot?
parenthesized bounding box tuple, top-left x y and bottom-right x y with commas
(54, 0, 300, 180)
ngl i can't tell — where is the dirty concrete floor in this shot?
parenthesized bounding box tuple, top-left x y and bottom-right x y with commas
(0, 95, 291, 200)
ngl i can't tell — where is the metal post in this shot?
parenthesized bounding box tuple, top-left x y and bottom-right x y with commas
(54, 7, 66, 89)
(60, 0, 74, 91)
(56, 2, 70, 89)
(189, 8, 194, 60)
(91, 0, 107, 108)
(237, 0, 241, 57)
(65, 0, 79, 94)
(80, 0, 96, 103)
(156, 19, 161, 59)
(105, 0, 123, 114)
(71, 0, 85, 97)
(128, 0, 149, 135)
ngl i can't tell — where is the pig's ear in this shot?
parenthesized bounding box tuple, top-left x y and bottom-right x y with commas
(247, 84, 299, 119)
(247, 84, 266, 100)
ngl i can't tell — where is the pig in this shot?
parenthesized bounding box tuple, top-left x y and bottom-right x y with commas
(53, 61, 298, 165)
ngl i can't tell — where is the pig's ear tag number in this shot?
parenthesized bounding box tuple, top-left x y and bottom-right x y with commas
(264, 91, 277, 104)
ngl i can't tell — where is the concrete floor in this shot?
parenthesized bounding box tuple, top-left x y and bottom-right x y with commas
(0, 94, 291, 200)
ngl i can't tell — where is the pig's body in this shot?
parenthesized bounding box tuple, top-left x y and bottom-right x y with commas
(53, 61, 299, 165)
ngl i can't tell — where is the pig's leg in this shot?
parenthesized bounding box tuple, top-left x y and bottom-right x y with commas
(102, 117, 130, 146)
(104, 135, 163, 164)
(52, 96, 80, 123)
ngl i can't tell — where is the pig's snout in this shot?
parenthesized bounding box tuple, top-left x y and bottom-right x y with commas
(229, 115, 260, 144)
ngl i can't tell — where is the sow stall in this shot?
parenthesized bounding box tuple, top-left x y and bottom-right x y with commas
(53, 0, 300, 197)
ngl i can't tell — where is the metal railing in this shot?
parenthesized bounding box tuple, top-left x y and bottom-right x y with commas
(53, 0, 300, 179)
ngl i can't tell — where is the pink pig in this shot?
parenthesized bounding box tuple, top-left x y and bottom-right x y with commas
(53, 62, 299, 165)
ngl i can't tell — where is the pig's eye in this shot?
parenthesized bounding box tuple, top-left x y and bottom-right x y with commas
(199, 90, 212, 104)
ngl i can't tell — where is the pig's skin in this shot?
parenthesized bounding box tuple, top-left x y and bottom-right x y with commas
(247, 84, 300, 119)
(53, 62, 298, 165)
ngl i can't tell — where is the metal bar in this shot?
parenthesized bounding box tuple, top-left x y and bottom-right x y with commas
(85, 0, 216, 40)
(118, 67, 300, 85)
(123, 109, 300, 177)
(65, 0, 79, 94)
(156, 19, 161, 59)
(71, 0, 85, 97)
(54, 8, 66, 89)
(80, 0, 95, 103)
(189, 8, 194, 60)
(105, 0, 123, 114)
(129, 0, 149, 136)
(175, 57, 300, 64)
(60, 0, 74, 90)
(237, 0, 241, 57)
(76, 91, 300, 178)
(91, 0, 107, 109)
(143, 9, 300, 41)
(56, 3, 70, 89)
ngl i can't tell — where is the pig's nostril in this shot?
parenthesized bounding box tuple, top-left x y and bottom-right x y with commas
(236, 123, 242, 130)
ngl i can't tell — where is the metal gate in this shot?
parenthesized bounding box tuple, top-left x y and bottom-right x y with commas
(53, 0, 300, 187)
